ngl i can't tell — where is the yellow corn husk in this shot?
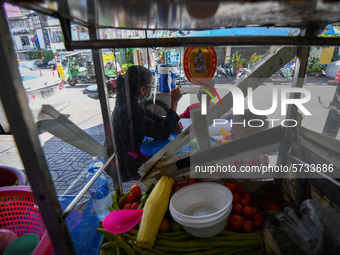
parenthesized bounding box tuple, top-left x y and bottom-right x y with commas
(136, 176, 174, 249)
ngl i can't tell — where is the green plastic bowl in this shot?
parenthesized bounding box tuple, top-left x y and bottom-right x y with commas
(4, 233, 40, 255)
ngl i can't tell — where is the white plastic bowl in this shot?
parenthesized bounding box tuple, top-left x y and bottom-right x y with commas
(169, 182, 233, 238)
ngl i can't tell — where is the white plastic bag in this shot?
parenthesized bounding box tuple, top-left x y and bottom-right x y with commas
(264, 199, 338, 255)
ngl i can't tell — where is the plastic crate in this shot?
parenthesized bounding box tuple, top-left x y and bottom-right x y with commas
(0, 186, 53, 255)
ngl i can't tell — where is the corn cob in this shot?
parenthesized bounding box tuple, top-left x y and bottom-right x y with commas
(136, 176, 174, 249)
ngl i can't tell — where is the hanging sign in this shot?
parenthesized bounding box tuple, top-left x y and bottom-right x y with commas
(183, 47, 217, 85)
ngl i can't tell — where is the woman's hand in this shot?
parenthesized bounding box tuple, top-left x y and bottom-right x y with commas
(170, 87, 183, 111)
(173, 122, 183, 133)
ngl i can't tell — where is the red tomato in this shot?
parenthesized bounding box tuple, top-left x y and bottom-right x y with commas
(232, 193, 241, 204)
(125, 194, 134, 204)
(159, 218, 171, 233)
(119, 201, 126, 209)
(232, 203, 243, 215)
(240, 198, 250, 207)
(253, 214, 264, 229)
(243, 220, 255, 233)
(228, 214, 243, 232)
(243, 206, 256, 219)
(241, 193, 251, 202)
(187, 178, 197, 185)
(239, 215, 246, 225)
(123, 203, 132, 210)
(231, 183, 238, 192)
(131, 202, 139, 210)
(179, 183, 187, 189)
(131, 185, 142, 199)
(237, 185, 244, 195)
(223, 182, 236, 193)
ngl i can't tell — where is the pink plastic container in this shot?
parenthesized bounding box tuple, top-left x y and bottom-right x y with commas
(0, 186, 53, 255)
(0, 166, 27, 187)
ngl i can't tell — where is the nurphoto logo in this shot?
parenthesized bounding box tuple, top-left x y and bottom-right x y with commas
(200, 85, 312, 128)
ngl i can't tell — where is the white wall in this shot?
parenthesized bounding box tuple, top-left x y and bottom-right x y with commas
(36, 29, 46, 49)
(14, 36, 23, 50)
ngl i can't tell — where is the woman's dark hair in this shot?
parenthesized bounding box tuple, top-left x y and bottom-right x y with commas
(116, 65, 152, 101)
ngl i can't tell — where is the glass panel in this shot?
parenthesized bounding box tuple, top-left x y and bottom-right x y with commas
(182, 45, 340, 180)
(1, 7, 117, 199)
(2, 3, 340, 186)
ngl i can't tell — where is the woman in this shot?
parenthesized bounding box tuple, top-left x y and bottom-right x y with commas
(113, 65, 183, 180)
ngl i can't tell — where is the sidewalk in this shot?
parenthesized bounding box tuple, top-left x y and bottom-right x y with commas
(0, 124, 136, 195)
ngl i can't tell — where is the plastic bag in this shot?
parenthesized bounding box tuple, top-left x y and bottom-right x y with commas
(283, 201, 323, 255)
(302, 199, 340, 254)
(264, 199, 335, 255)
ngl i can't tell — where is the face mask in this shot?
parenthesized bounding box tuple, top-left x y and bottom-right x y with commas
(143, 89, 154, 101)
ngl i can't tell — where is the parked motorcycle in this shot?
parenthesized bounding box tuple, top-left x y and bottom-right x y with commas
(83, 76, 117, 99)
(236, 67, 252, 81)
(270, 64, 307, 85)
(215, 63, 235, 78)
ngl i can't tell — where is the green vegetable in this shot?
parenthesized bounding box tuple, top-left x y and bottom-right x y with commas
(97, 210, 264, 254)
(140, 194, 148, 204)
(96, 228, 136, 255)
(112, 189, 120, 211)
(170, 220, 183, 232)
(117, 190, 131, 207)
(107, 206, 114, 212)
(145, 183, 155, 195)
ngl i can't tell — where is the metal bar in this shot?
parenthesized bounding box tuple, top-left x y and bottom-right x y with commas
(295, 130, 340, 168)
(191, 111, 211, 151)
(57, 1, 73, 51)
(178, 126, 283, 169)
(68, 36, 340, 50)
(286, 153, 340, 187)
(0, 4, 76, 255)
(146, 30, 150, 70)
(62, 153, 116, 218)
(322, 84, 340, 137)
(87, 0, 123, 192)
(275, 28, 312, 187)
(124, 72, 135, 149)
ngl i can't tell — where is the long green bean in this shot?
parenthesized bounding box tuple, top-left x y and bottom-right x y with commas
(112, 189, 120, 210)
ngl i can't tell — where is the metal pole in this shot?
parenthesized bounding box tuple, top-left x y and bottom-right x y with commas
(3, 12, 20, 61)
(275, 27, 312, 193)
(0, 4, 76, 255)
(87, 0, 123, 192)
(146, 30, 150, 70)
(68, 36, 340, 50)
(63, 153, 115, 217)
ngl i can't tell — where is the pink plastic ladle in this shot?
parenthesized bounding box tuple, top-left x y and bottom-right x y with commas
(103, 209, 144, 234)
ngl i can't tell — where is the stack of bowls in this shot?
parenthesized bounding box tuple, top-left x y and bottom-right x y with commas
(169, 182, 233, 238)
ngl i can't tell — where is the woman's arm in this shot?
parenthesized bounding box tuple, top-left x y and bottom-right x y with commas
(170, 87, 182, 112)
(144, 107, 180, 140)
